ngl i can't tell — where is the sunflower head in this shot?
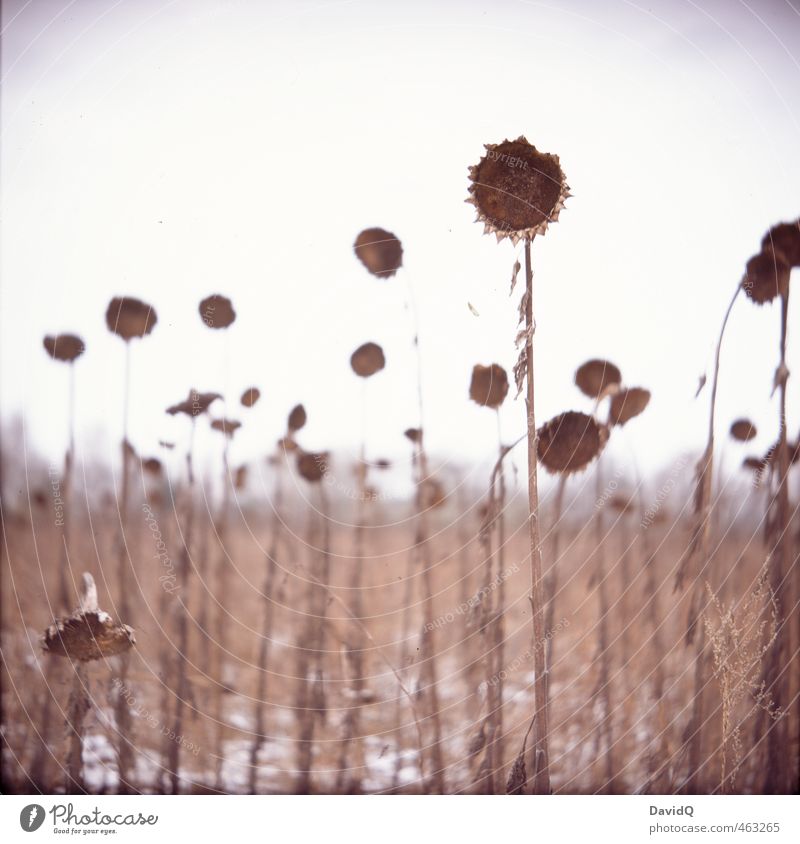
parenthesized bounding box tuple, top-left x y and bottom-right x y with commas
(729, 418, 757, 442)
(574, 359, 622, 399)
(287, 403, 307, 432)
(297, 450, 328, 483)
(350, 342, 386, 378)
(354, 228, 403, 278)
(43, 334, 85, 363)
(537, 411, 608, 475)
(742, 249, 790, 305)
(106, 297, 158, 341)
(199, 294, 236, 329)
(609, 387, 650, 427)
(469, 363, 509, 409)
(241, 387, 261, 408)
(761, 220, 800, 268)
(467, 136, 569, 244)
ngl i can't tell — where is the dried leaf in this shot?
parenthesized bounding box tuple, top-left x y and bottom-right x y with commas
(467, 301, 480, 317)
(509, 260, 521, 296)
(695, 374, 707, 398)
(468, 722, 486, 757)
(513, 347, 528, 398)
(517, 288, 530, 327)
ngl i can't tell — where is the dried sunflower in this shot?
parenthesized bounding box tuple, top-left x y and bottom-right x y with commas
(350, 342, 386, 378)
(574, 359, 621, 399)
(730, 419, 757, 442)
(469, 363, 509, 409)
(466, 136, 569, 244)
(609, 387, 650, 426)
(43, 334, 85, 363)
(761, 220, 800, 268)
(743, 248, 790, 305)
(210, 418, 242, 438)
(287, 403, 307, 432)
(354, 228, 403, 278)
(297, 450, 328, 483)
(199, 294, 236, 329)
(537, 411, 608, 474)
(241, 387, 260, 408)
(166, 389, 221, 417)
(106, 297, 157, 340)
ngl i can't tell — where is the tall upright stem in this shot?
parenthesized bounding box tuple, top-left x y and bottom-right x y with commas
(523, 238, 550, 794)
(764, 288, 792, 793)
(115, 341, 133, 792)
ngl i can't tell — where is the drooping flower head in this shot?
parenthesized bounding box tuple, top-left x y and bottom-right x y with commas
(350, 342, 386, 378)
(199, 294, 236, 329)
(537, 411, 608, 475)
(574, 359, 622, 400)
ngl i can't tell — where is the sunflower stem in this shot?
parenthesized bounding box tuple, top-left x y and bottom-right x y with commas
(523, 237, 551, 794)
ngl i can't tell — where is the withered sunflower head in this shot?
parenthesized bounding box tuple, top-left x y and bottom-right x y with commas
(742, 248, 790, 305)
(166, 389, 221, 417)
(210, 417, 242, 438)
(404, 427, 422, 444)
(761, 219, 800, 268)
(609, 387, 650, 427)
(287, 403, 307, 432)
(43, 333, 85, 363)
(467, 136, 569, 244)
(199, 294, 236, 329)
(469, 363, 509, 409)
(574, 359, 622, 399)
(537, 411, 608, 474)
(730, 418, 757, 442)
(241, 387, 260, 408)
(106, 297, 158, 341)
(297, 450, 328, 483)
(350, 342, 386, 378)
(142, 457, 162, 476)
(354, 228, 403, 278)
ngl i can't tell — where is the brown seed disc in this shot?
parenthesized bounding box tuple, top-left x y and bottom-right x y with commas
(42, 612, 135, 661)
(166, 389, 221, 417)
(469, 363, 509, 409)
(354, 228, 403, 278)
(287, 403, 307, 432)
(609, 387, 650, 426)
(467, 136, 569, 243)
(199, 294, 236, 329)
(106, 297, 158, 340)
(142, 457, 162, 476)
(241, 387, 260, 407)
(297, 450, 328, 483)
(761, 220, 800, 268)
(730, 418, 757, 442)
(536, 411, 608, 474)
(404, 428, 422, 444)
(743, 249, 790, 305)
(210, 418, 242, 438)
(43, 333, 85, 363)
(350, 342, 386, 378)
(574, 359, 622, 399)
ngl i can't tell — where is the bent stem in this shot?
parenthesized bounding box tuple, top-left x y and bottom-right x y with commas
(523, 237, 550, 794)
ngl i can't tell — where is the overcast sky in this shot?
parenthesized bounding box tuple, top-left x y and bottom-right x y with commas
(2, 0, 799, 496)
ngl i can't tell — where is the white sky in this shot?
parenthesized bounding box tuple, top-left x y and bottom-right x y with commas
(2, 0, 799, 493)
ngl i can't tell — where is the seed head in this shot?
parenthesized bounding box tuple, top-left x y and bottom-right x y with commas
(166, 389, 221, 417)
(467, 136, 569, 244)
(43, 334, 85, 363)
(287, 403, 307, 432)
(761, 219, 800, 268)
(469, 363, 509, 409)
(743, 249, 790, 305)
(199, 294, 236, 329)
(350, 342, 386, 378)
(354, 228, 403, 278)
(210, 418, 242, 438)
(574, 359, 621, 399)
(730, 418, 757, 442)
(241, 387, 260, 408)
(297, 450, 328, 483)
(537, 411, 608, 474)
(106, 297, 158, 340)
(609, 387, 650, 426)
(404, 428, 422, 444)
